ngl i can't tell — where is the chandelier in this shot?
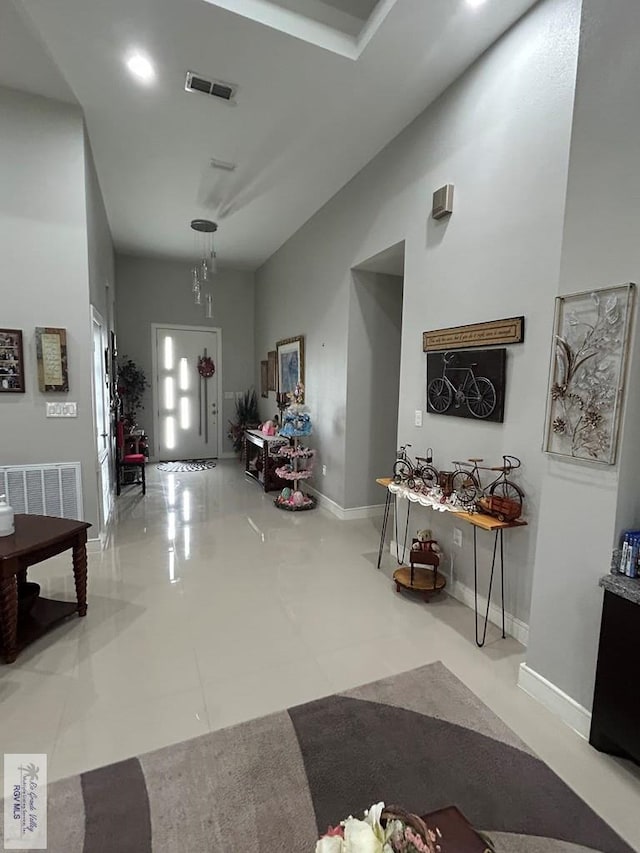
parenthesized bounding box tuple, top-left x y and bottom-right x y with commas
(190, 219, 218, 319)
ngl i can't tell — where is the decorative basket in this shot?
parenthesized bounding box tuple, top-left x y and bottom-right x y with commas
(381, 806, 437, 852)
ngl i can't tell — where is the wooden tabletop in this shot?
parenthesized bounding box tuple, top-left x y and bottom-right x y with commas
(0, 515, 91, 561)
(376, 477, 527, 530)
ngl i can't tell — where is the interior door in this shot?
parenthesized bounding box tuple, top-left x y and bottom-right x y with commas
(92, 308, 112, 534)
(155, 326, 220, 461)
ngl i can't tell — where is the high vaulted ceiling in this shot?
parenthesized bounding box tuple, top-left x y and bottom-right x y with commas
(6, 0, 537, 269)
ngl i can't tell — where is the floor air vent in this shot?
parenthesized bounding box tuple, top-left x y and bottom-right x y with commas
(185, 71, 237, 103)
(0, 462, 83, 520)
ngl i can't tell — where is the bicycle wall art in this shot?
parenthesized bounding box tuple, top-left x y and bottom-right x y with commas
(543, 283, 635, 465)
(426, 348, 506, 423)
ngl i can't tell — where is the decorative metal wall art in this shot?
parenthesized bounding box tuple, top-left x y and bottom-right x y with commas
(543, 283, 635, 464)
(426, 348, 506, 423)
(0, 329, 25, 393)
(267, 350, 277, 392)
(35, 327, 69, 392)
(260, 360, 269, 398)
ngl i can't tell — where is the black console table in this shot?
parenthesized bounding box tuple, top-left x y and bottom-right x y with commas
(243, 429, 289, 493)
(590, 575, 640, 765)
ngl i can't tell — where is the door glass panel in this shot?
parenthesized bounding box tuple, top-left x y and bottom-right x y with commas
(180, 397, 190, 430)
(165, 377, 175, 410)
(165, 415, 176, 449)
(179, 357, 189, 390)
(164, 336, 174, 370)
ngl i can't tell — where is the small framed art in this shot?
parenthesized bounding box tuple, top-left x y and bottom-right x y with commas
(0, 329, 25, 393)
(36, 327, 69, 392)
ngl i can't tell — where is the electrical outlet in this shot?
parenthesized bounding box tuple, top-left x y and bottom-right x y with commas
(414, 409, 423, 427)
(322, 465, 327, 476)
(46, 402, 77, 418)
(453, 528, 463, 548)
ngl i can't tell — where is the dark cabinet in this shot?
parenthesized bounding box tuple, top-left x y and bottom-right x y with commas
(590, 585, 640, 765)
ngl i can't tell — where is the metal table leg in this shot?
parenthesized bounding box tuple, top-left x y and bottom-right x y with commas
(377, 488, 393, 569)
(474, 527, 505, 648)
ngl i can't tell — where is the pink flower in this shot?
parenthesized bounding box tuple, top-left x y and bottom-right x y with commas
(325, 826, 344, 838)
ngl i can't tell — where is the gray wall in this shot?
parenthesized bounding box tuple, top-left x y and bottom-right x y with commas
(84, 130, 115, 327)
(255, 0, 580, 625)
(0, 86, 100, 528)
(345, 271, 403, 508)
(526, 0, 640, 710)
(115, 255, 255, 456)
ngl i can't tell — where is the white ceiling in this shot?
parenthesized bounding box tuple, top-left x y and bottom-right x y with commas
(8, 0, 538, 270)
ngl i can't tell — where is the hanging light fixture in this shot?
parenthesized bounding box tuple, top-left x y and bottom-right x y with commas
(190, 219, 218, 316)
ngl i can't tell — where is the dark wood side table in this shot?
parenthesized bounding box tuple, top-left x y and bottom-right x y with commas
(243, 429, 289, 493)
(0, 514, 91, 663)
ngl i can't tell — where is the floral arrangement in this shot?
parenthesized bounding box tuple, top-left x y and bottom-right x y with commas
(316, 803, 439, 853)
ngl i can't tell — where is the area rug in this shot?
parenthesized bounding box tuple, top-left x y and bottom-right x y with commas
(156, 460, 217, 472)
(11, 662, 633, 852)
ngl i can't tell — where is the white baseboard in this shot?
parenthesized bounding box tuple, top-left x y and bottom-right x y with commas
(518, 662, 591, 739)
(305, 485, 385, 521)
(220, 451, 237, 460)
(387, 541, 529, 646)
(87, 537, 103, 553)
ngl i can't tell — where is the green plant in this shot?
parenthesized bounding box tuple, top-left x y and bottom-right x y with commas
(117, 356, 149, 425)
(227, 388, 260, 453)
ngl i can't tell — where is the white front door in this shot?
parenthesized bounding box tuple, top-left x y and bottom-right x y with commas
(154, 326, 221, 461)
(92, 307, 112, 535)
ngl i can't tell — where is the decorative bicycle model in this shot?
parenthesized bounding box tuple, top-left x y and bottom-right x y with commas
(393, 444, 439, 492)
(451, 455, 524, 521)
(427, 352, 497, 419)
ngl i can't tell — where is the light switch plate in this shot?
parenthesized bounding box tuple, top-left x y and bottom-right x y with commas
(46, 402, 77, 417)
(414, 409, 423, 427)
(224, 391, 234, 400)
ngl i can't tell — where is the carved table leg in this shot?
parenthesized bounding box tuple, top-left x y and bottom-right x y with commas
(0, 576, 19, 664)
(72, 535, 88, 617)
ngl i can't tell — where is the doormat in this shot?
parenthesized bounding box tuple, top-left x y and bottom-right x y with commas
(156, 460, 217, 472)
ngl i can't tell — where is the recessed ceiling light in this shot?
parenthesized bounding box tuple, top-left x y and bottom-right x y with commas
(126, 53, 155, 84)
(466, 0, 487, 8)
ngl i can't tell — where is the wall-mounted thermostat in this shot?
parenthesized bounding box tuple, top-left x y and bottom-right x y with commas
(432, 184, 454, 219)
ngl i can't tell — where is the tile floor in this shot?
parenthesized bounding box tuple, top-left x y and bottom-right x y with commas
(1, 462, 639, 848)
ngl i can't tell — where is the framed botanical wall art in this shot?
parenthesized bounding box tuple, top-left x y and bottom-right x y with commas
(260, 360, 269, 398)
(276, 335, 304, 397)
(267, 350, 277, 392)
(0, 329, 25, 393)
(543, 283, 635, 464)
(426, 348, 506, 423)
(36, 327, 69, 392)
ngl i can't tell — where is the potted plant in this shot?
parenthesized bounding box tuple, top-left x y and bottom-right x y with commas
(227, 388, 260, 454)
(117, 356, 149, 429)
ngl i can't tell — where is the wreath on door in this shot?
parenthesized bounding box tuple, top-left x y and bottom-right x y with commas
(197, 355, 215, 378)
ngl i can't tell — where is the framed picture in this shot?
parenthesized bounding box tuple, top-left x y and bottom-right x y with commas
(276, 335, 304, 397)
(267, 350, 277, 392)
(426, 348, 506, 423)
(260, 360, 269, 398)
(543, 283, 635, 464)
(36, 327, 69, 392)
(0, 329, 25, 393)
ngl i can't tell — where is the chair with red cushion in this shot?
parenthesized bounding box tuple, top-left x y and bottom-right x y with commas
(116, 420, 146, 496)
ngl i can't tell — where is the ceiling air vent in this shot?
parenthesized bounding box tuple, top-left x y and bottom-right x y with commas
(185, 71, 238, 104)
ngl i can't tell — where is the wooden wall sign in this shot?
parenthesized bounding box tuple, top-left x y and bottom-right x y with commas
(423, 316, 524, 352)
(36, 327, 69, 392)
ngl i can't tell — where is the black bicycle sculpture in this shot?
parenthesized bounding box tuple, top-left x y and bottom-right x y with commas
(393, 445, 439, 492)
(451, 455, 524, 520)
(427, 352, 497, 419)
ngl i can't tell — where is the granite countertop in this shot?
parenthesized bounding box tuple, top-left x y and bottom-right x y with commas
(600, 574, 640, 605)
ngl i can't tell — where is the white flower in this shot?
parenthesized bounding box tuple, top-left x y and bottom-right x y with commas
(316, 835, 344, 853)
(343, 818, 384, 853)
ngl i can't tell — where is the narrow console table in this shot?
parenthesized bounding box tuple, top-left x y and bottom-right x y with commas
(376, 477, 527, 647)
(0, 514, 91, 663)
(590, 575, 640, 765)
(244, 429, 289, 493)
